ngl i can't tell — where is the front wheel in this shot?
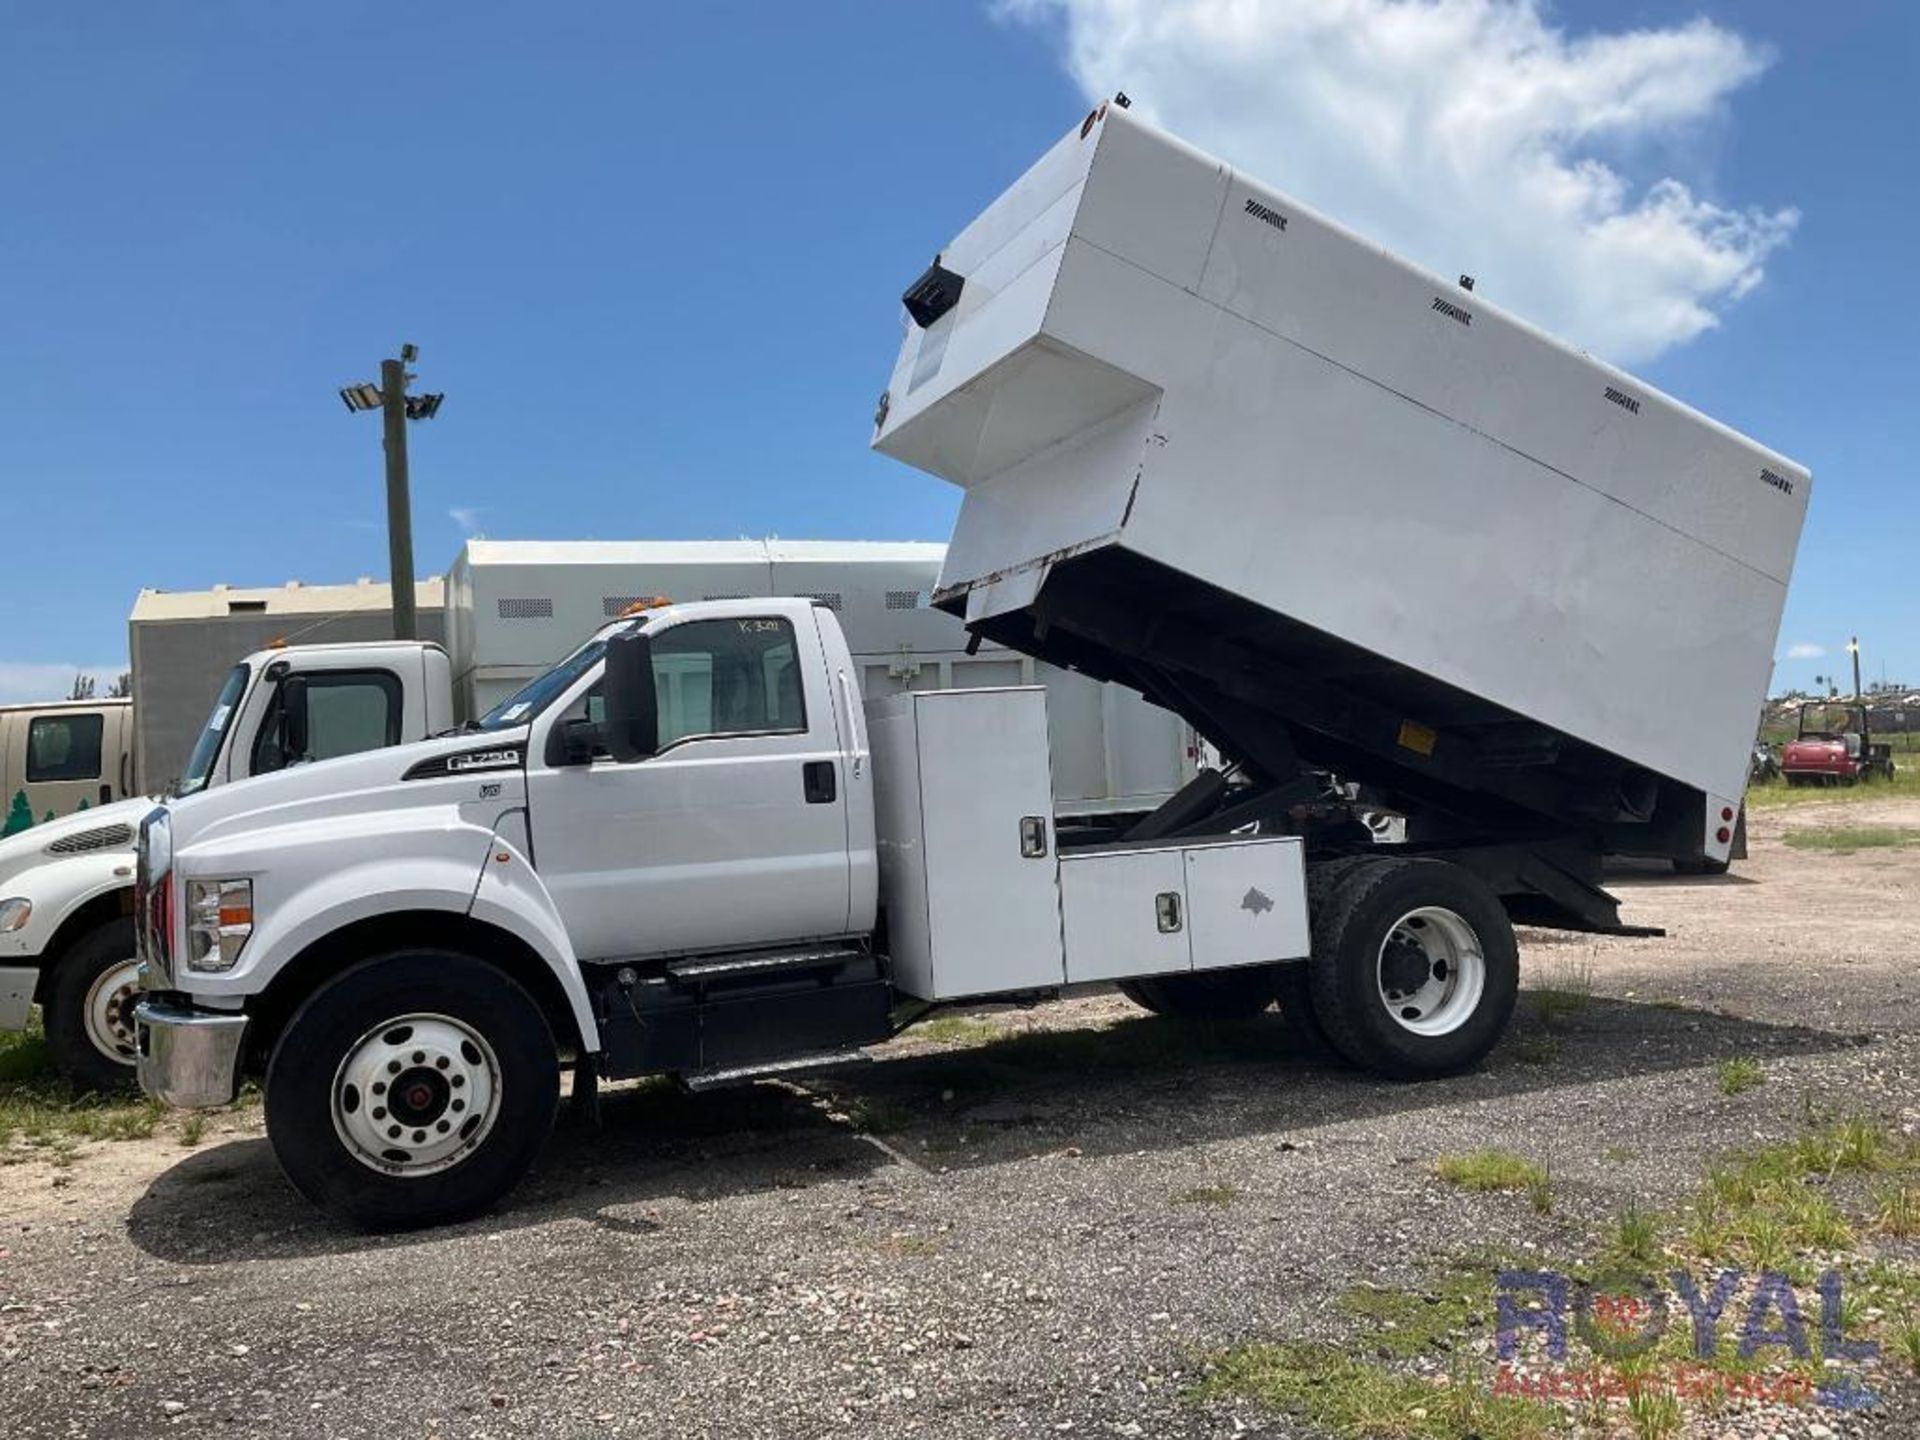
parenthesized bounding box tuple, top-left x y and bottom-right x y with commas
(265, 951, 559, 1230)
(1305, 858, 1518, 1079)
(45, 918, 142, 1091)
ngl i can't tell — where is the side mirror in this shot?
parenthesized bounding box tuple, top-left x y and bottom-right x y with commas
(601, 633, 658, 763)
(549, 716, 603, 767)
(280, 675, 310, 764)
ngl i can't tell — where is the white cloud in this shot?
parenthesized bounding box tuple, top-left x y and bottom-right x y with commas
(449, 506, 485, 538)
(1003, 0, 1797, 364)
(0, 663, 127, 706)
(1785, 642, 1826, 660)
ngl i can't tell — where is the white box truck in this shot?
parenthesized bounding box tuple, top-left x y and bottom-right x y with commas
(127, 106, 1807, 1229)
(4, 540, 1188, 1087)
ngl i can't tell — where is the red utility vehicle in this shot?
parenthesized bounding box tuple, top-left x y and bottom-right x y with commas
(1781, 703, 1897, 786)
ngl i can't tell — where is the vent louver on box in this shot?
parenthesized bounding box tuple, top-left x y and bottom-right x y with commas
(701, 594, 748, 602)
(497, 597, 554, 620)
(802, 592, 844, 611)
(885, 590, 924, 611)
(603, 596, 643, 617)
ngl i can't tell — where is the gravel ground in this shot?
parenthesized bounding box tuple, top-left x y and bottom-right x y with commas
(3, 797, 1918, 1439)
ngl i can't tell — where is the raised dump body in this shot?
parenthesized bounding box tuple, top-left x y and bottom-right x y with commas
(873, 103, 1810, 880)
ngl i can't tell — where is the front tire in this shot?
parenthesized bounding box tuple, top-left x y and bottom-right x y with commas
(1305, 858, 1518, 1079)
(265, 951, 559, 1230)
(45, 918, 142, 1091)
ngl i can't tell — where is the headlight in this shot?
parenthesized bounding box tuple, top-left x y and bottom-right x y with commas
(0, 898, 31, 934)
(186, 879, 253, 972)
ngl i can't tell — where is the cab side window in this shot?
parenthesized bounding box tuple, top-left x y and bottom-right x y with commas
(651, 618, 805, 748)
(251, 670, 404, 774)
(26, 713, 104, 782)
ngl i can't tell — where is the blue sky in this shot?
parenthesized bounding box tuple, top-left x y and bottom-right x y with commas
(1, 0, 1912, 702)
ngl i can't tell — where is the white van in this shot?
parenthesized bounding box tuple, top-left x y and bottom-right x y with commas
(0, 699, 135, 836)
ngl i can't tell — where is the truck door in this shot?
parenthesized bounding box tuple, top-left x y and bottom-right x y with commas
(244, 668, 405, 776)
(525, 614, 852, 961)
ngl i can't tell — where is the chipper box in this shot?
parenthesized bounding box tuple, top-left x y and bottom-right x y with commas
(874, 100, 1810, 917)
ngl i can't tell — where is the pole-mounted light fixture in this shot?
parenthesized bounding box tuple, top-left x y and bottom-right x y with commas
(339, 343, 446, 640)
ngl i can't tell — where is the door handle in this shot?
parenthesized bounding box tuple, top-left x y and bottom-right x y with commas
(803, 760, 837, 804)
(1019, 815, 1048, 858)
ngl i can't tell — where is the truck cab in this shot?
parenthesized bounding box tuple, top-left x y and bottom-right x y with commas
(0, 641, 449, 1087)
(0, 697, 134, 835)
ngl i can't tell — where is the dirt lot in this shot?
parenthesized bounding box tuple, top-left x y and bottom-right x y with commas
(3, 798, 1919, 1439)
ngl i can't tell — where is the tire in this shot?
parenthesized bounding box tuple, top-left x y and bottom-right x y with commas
(1118, 966, 1278, 1021)
(44, 918, 142, 1092)
(265, 950, 559, 1230)
(1305, 857, 1518, 1079)
(1274, 856, 1378, 1054)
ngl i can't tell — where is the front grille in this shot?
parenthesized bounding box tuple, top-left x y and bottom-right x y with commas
(45, 823, 135, 856)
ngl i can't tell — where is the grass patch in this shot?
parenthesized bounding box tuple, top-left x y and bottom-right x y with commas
(1873, 1181, 1920, 1238)
(1338, 1270, 1487, 1359)
(1193, 1115, 1920, 1437)
(1194, 1341, 1563, 1440)
(0, 1016, 171, 1157)
(1782, 826, 1920, 853)
(1715, 1056, 1764, 1096)
(1175, 1182, 1238, 1208)
(1530, 956, 1595, 1029)
(1435, 1150, 1550, 1201)
(1893, 1314, 1920, 1375)
(912, 1014, 1003, 1047)
(1745, 766, 1920, 810)
(1606, 1203, 1662, 1267)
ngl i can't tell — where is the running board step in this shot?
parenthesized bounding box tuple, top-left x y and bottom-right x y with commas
(679, 1049, 872, 1092)
(665, 945, 866, 984)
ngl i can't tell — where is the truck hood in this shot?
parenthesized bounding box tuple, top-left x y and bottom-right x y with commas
(163, 729, 531, 856)
(0, 796, 154, 892)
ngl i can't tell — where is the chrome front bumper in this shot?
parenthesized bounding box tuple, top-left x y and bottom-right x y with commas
(134, 998, 248, 1108)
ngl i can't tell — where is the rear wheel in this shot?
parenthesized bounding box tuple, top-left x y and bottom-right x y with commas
(45, 919, 141, 1091)
(1306, 858, 1517, 1079)
(265, 951, 559, 1230)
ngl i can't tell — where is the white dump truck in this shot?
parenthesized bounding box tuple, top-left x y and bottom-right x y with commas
(7, 540, 1193, 1087)
(129, 105, 1808, 1229)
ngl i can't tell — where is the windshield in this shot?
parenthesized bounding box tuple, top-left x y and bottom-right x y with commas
(473, 630, 623, 732)
(1800, 705, 1863, 739)
(177, 664, 251, 797)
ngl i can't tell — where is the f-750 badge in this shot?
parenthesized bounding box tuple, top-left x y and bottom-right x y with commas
(448, 749, 521, 772)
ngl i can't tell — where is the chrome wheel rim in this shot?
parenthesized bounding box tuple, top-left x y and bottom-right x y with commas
(84, 958, 144, 1063)
(1376, 906, 1485, 1037)
(331, 1013, 502, 1176)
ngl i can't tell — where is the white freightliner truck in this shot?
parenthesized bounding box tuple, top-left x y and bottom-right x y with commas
(130, 105, 1809, 1229)
(6, 542, 1192, 1088)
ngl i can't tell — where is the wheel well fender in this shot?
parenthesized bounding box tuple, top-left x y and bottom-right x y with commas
(33, 885, 136, 1004)
(245, 910, 596, 1070)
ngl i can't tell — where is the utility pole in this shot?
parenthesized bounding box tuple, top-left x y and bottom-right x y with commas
(380, 356, 417, 641)
(1849, 636, 1862, 704)
(339, 345, 445, 642)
